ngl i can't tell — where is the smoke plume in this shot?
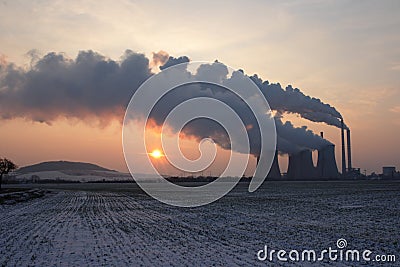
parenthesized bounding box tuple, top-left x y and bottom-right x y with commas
(0, 50, 151, 125)
(249, 76, 346, 129)
(0, 50, 344, 155)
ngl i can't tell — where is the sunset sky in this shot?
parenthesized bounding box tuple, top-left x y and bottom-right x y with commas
(1, 0, 399, 175)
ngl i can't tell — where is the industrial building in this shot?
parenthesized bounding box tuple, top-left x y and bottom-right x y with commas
(258, 118, 359, 180)
(382, 167, 397, 179)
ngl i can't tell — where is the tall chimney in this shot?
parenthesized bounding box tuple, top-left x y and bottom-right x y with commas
(347, 129, 352, 171)
(341, 119, 346, 176)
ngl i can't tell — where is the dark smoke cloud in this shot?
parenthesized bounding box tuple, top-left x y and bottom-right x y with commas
(147, 80, 260, 155)
(274, 115, 331, 154)
(147, 62, 332, 156)
(0, 50, 344, 155)
(249, 76, 345, 129)
(0, 50, 151, 125)
(300, 111, 348, 129)
(159, 56, 190, 70)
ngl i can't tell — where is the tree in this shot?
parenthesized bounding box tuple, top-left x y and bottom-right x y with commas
(0, 158, 18, 190)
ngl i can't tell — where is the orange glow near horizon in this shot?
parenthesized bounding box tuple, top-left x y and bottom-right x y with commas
(0, 105, 399, 175)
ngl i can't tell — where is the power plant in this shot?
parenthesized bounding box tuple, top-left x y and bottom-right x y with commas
(258, 119, 357, 180)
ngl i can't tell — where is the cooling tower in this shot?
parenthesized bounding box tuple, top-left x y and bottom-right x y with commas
(316, 144, 340, 179)
(256, 151, 281, 180)
(287, 150, 317, 180)
(268, 151, 281, 179)
(287, 153, 300, 180)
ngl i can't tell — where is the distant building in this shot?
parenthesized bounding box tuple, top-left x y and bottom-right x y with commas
(382, 167, 396, 178)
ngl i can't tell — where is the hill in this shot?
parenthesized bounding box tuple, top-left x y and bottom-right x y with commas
(17, 161, 115, 174)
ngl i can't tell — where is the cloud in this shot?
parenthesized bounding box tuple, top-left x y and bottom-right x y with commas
(151, 50, 169, 68)
(390, 106, 400, 113)
(0, 54, 7, 66)
(389, 62, 400, 71)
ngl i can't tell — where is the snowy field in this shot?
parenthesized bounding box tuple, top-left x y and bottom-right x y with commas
(1, 181, 399, 266)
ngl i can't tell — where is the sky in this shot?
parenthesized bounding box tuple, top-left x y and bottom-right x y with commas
(0, 0, 399, 175)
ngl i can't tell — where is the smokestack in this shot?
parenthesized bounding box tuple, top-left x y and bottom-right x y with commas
(341, 119, 346, 176)
(347, 129, 352, 171)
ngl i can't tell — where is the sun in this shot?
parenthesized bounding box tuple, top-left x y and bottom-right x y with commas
(149, 149, 163, 159)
